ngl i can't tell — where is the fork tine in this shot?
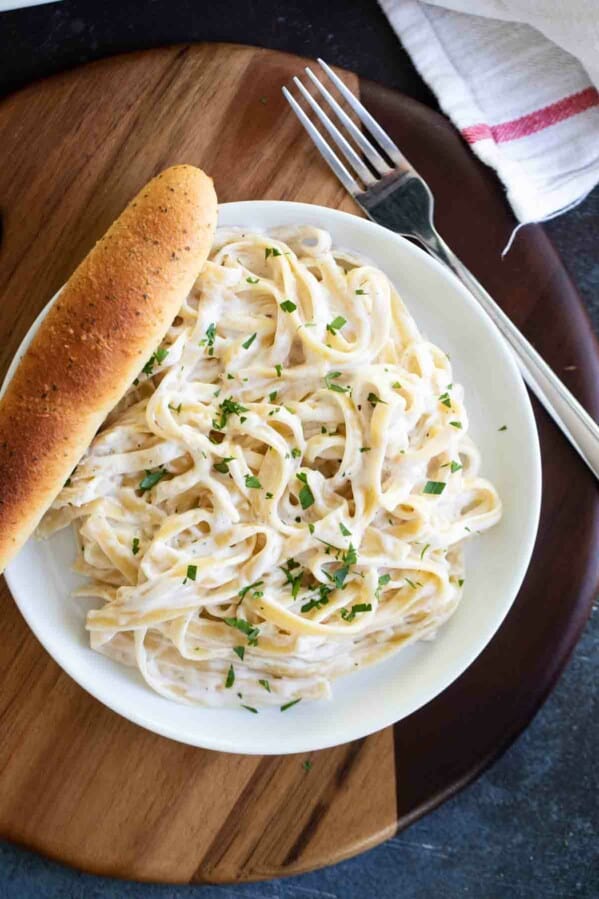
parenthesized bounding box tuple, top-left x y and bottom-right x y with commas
(292, 77, 376, 187)
(304, 67, 392, 176)
(282, 87, 361, 196)
(316, 58, 406, 168)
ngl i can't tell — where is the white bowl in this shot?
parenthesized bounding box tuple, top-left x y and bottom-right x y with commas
(3, 201, 541, 755)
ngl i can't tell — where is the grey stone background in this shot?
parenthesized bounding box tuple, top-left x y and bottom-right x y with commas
(0, 1, 597, 897)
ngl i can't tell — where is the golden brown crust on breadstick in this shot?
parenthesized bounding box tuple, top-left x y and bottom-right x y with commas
(0, 164, 217, 572)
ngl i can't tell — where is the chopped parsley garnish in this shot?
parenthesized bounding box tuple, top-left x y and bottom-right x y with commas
(168, 402, 182, 414)
(242, 332, 257, 350)
(458, 578, 465, 587)
(224, 617, 260, 646)
(355, 289, 366, 295)
(324, 370, 351, 394)
(275, 364, 283, 377)
(296, 472, 315, 509)
(303, 759, 313, 771)
(439, 392, 452, 408)
(340, 603, 372, 622)
(184, 564, 197, 583)
(343, 543, 358, 566)
(258, 679, 271, 692)
(392, 381, 402, 389)
(498, 425, 508, 431)
(265, 247, 282, 259)
(241, 704, 258, 713)
(269, 390, 278, 402)
(450, 461, 462, 473)
(246, 276, 259, 284)
(245, 474, 262, 489)
(404, 577, 417, 589)
(132, 537, 140, 556)
(233, 646, 245, 661)
(281, 560, 303, 599)
(339, 522, 352, 537)
(212, 397, 248, 430)
(300, 598, 322, 614)
(317, 538, 335, 555)
(367, 392, 386, 406)
(238, 580, 264, 599)
(214, 456, 235, 474)
(449, 420, 462, 429)
(326, 315, 347, 335)
(139, 468, 167, 492)
(199, 323, 216, 356)
(308, 523, 315, 534)
(323, 542, 356, 590)
(360, 446, 371, 453)
(375, 573, 391, 599)
(423, 480, 446, 495)
(326, 565, 349, 589)
(142, 346, 169, 375)
(301, 585, 332, 613)
(265, 491, 273, 499)
(280, 299, 297, 313)
(291, 447, 301, 458)
(420, 543, 430, 559)
(225, 665, 235, 688)
(280, 698, 301, 711)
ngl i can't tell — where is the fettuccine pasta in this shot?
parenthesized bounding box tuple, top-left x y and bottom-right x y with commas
(40, 225, 502, 710)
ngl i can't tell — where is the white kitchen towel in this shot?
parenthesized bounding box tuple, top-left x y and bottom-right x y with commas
(0, 1, 61, 9)
(379, 0, 599, 223)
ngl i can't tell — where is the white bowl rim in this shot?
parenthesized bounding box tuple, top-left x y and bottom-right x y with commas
(3, 200, 542, 754)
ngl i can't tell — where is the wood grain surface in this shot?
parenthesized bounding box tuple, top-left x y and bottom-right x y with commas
(0, 43, 597, 884)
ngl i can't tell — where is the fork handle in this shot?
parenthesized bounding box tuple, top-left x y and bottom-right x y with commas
(422, 231, 599, 480)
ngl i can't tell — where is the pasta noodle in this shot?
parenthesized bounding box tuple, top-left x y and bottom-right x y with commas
(40, 226, 502, 709)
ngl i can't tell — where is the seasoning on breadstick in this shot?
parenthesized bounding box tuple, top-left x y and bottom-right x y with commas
(0, 164, 217, 573)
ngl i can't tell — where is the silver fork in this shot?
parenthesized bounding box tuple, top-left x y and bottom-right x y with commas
(283, 59, 599, 480)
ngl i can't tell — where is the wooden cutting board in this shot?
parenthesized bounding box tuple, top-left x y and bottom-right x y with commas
(0, 43, 597, 885)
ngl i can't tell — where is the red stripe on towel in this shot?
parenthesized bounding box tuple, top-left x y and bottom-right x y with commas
(462, 87, 599, 144)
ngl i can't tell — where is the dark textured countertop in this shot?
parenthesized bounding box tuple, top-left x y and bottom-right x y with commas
(0, 2, 597, 897)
